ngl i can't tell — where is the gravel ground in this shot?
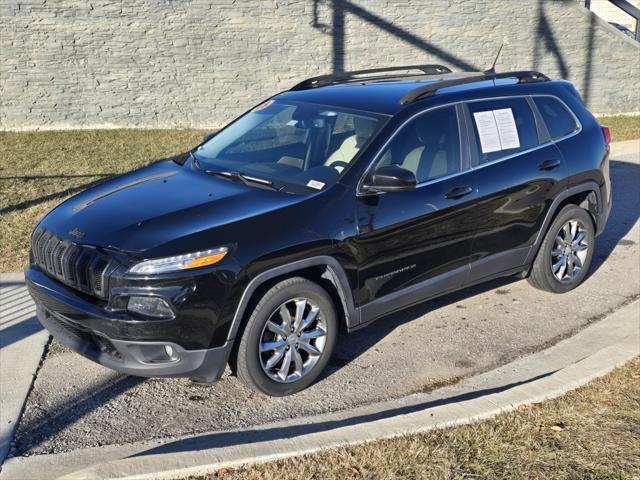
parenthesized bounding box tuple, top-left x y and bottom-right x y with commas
(13, 150, 640, 456)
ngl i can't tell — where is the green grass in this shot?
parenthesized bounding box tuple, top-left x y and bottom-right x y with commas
(188, 358, 640, 480)
(598, 115, 640, 142)
(0, 129, 205, 272)
(0, 115, 638, 272)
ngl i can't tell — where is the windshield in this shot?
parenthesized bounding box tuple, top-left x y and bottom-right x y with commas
(193, 100, 385, 192)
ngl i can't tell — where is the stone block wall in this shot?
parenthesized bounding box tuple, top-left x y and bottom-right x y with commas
(1, 0, 638, 130)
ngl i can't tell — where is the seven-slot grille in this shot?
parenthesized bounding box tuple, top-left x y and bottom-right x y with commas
(30, 228, 113, 299)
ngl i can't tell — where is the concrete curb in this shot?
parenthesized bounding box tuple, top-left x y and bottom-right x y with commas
(0, 272, 49, 466)
(0, 273, 25, 283)
(2, 299, 637, 480)
(610, 138, 639, 157)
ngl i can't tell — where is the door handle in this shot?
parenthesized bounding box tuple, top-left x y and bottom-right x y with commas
(444, 186, 473, 200)
(538, 159, 562, 171)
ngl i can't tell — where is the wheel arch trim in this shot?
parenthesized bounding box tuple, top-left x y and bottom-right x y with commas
(226, 256, 358, 343)
(525, 181, 602, 264)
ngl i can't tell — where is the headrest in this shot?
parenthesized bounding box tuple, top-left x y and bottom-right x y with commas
(354, 117, 377, 147)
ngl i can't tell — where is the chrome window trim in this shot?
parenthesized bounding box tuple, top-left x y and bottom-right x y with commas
(356, 93, 582, 196)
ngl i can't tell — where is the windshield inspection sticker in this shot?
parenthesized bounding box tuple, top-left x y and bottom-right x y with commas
(473, 108, 521, 153)
(306, 180, 325, 190)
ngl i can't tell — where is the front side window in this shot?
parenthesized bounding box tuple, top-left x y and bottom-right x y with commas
(193, 100, 385, 192)
(372, 106, 462, 184)
(467, 97, 539, 165)
(534, 96, 578, 140)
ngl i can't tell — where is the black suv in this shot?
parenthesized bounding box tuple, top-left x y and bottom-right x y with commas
(27, 65, 611, 396)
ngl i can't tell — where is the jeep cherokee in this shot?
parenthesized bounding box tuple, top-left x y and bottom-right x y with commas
(26, 65, 612, 396)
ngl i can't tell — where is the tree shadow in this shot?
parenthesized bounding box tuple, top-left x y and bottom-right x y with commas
(13, 373, 145, 455)
(313, 0, 479, 74)
(588, 159, 640, 276)
(326, 275, 518, 376)
(532, 0, 570, 79)
(0, 280, 40, 348)
(130, 367, 557, 458)
(582, 8, 597, 105)
(0, 174, 113, 180)
(0, 316, 41, 349)
(313, 0, 580, 85)
(0, 175, 114, 215)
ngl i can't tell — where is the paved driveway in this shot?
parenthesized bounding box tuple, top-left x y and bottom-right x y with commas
(9, 141, 640, 456)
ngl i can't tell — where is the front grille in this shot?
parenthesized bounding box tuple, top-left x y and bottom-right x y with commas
(31, 228, 114, 299)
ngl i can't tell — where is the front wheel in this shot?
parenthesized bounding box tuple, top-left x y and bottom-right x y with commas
(235, 277, 337, 396)
(528, 205, 595, 293)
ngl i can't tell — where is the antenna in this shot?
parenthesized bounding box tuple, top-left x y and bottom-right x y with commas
(485, 40, 506, 74)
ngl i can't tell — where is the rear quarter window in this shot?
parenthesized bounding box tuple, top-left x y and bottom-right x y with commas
(533, 96, 578, 140)
(467, 97, 539, 165)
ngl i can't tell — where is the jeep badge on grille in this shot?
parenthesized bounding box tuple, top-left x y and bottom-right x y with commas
(69, 227, 85, 239)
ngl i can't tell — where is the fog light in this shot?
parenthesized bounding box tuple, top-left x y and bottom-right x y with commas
(164, 345, 175, 359)
(127, 296, 174, 319)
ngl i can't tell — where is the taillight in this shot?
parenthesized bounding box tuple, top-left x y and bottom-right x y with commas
(601, 125, 612, 145)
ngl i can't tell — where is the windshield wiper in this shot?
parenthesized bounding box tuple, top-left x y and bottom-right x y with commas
(204, 170, 278, 190)
(189, 151, 201, 170)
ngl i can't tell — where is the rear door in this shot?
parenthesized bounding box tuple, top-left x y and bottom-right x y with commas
(463, 96, 567, 283)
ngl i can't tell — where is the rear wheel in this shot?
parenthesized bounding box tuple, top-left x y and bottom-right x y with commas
(235, 277, 337, 396)
(528, 205, 594, 293)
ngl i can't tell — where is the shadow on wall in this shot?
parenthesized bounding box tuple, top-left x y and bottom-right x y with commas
(312, 0, 599, 105)
(532, 0, 570, 79)
(312, 0, 479, 74)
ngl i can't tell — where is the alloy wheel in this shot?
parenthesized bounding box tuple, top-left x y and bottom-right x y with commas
(551, 219, 589, 283)
(258, 298, 328, 383)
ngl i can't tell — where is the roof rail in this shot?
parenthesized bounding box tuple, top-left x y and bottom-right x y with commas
(290, 64, 452, 91)
(400, 70, 550, 104)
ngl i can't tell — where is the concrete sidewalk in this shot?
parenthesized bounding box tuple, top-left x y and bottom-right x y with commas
(0, 139, 637, 478)
(2, 299, 637, 480)
(0, 273, 49, 465)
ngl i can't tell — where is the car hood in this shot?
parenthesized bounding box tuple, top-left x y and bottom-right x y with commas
(39, 160, 307, 255)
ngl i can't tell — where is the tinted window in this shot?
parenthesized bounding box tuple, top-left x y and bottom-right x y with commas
(194, 100, 384, 192)
(374, 106, 461, 183)
(534, 96, 578, 140)
(467, 98, 539, 165)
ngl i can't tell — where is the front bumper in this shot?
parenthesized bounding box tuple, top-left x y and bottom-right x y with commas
(27, 268, 232, 382)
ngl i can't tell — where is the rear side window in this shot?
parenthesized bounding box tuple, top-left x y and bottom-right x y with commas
(534, 96, 578, 140)
(467, 98, 539, 165)
(374, 106, 461, 183)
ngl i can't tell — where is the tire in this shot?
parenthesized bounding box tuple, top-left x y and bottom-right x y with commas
(527, 205, 595, 293)
(235, 277, 337, 396)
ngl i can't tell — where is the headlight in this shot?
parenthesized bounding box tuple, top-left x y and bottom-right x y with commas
(128, 247, 228, 274)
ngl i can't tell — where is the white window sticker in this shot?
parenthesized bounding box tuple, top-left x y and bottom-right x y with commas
(473, 111, 502, 153)
(493, 108, 520, 150)
(306, 179, 325, 190)
(473, 108, 521, 153)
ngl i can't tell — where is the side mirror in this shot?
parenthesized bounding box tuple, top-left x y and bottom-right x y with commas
(361, 164, 417, 194)
(203, 131, 216, 143)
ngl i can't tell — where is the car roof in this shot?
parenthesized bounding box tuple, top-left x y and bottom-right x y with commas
(276, 72, 566, 116)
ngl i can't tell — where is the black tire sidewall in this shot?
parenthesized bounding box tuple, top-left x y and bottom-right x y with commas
(240, 278, 337, 396)
(537, 206, 595, 293)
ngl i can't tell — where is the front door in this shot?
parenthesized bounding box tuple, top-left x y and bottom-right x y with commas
(351, 105, 478, 324)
